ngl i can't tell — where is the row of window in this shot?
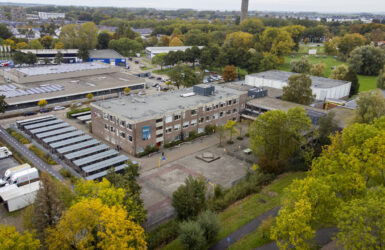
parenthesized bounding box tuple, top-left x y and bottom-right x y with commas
(102, 113, 132, 130)
(104, 123, 133, 142)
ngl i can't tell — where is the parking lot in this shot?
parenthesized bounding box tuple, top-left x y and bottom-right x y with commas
(0, 156, 19, 176)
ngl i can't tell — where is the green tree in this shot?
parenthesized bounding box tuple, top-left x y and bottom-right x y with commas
(29, 39, 43, 49)
(179, 220, 206, 250)
(249, 107, 312, 174)
(224, 31, 254, 50)
(116, 23, 137, 39)
(354, 89, 385, 124)
(377, 65, 385, 89)
(337, 33, 367, 58)
(222, 65, 237, 82)
(261, 27, 295, 60)
(172, 176, 206, 220)
(310, 63, 326, 77)
(330, 64, 349, 80)
(282, 74, 315, 105)
(59, 24, 79, 49)
(224, 119, 238, 142)
(0, 95, 7, 113)
(152, 53, 167, 70)
(108, 38, 143, 57)
(0, 23, 12, 39)
(246, 51, 263, 73)
(260, 52, 279, 71)
(0, 225, 40, 249)
(40, 35, 53, 49)
(318, 111, 339, 146)
(240, 18, 264, 34)
(290, 57, 312, 73)
(54, 52, 64, 64)
(25, 52, 37, 65)
(97, 31, 111, 49)
(167, 63, 201, 89)
(284, 25, 306, 51)
(215, 125, 226, 147)
(13, 51, 26, 64)
(79, 22, 98, 49)
(348, 45, 385, 75)
(78, 44, 90, 62)
(197, 210, 220, 243)
(344, 69, 360, 97)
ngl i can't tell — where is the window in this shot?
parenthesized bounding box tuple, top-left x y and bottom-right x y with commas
(127, 123, 132, 130)
(183, 121, 189, 128)
(120, 131, 126, 138)
(214, 104, 219, 109)
(174, 124, 181, 131)
(199, 117, 204, 123)
(220, 102, 225, 107)
(206, 116, 210, 121)
(120, 120, 125, 127)
(110, 126, 115, 132)
(174, 114, 181, 120)
(156, 126, 163, 130)
(233, 99, 237, 104)
(191, 109, 197, 115)
(220, 112, 224, 117)
(206, 106, 212, 112)
(128, 135, 133, 142)
(214, 113, 219, 119)
(227, 100, 232, 105)
(165, 116, 172, 123)
(109, 115, 115, 122)
(103, 113, 108, 119)
(156, 118, 163, 123)
(233, 108, 238, 113)
(166, 126, 172, 133)
(227, 110, 232, 115)
(175, 135, 181, 141)
(104, 123, 108, 130)
(191, 119, 197, 126)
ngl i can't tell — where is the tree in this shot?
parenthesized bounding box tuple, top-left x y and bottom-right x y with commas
(344, 69, 360, 97)
(335, 187, 385, 249)
(354, 89, 385, 124)
(54, 42, 64, 49)
(32, 172, 64, 243)
(169, 37, 184, 47)
(97, 31, 111, 49)
(224, 31, 254, 50)
(115, 23, 137, 39)
(40, 36, 53, 49)
(310, 63, 326, 77)
(13, 51, 26, 64)
(222, 65, 237, 82)
(0, 23, 12, 39)
(4, 38, 15, 50)
(246, 51, 263, 73)
(108, 38, 143, 57)
(224, 120, 238, 143)
(45, 198, 146, 249)
(337, 33, 367, 58)
(38, 99, 47, 108)
(261, 27, 295, 60)
(0, 95, 7, 113)
(330, 64, 349, 80)
(0, 225, 40, 249)
(78, 44, 89, 62)
(284, 25, 306, 51)
(197, 210, 220, 243)
(124, 87, 131, 95)
(377, 65, 385, 89)
(25, 52, 37, 65)
(16, 42, 28, 49)
(260, 52, 279, 71)
(249, 107, 312, 174)
(86, 93, 93, 100)
(29, 39, 43, 49)
(172, 176, 206, 220)
(215, 125, 226, 147)
(348, 45, 385, 75)
(54, 52, 64, 64)
(158, 35, 170, 46)
(152, 53, 167, 70)
(59, 24, 79, 49)
(282, 74, 315, 105)
(184, 46, 201, 67)
(79, 22, 98, 49)
(290, 57, 312, 73)
(179, 221, 206, 250)
(167, 64, 201, 89)
(318, 111, 339, 146)
(240, 18, 264, 34)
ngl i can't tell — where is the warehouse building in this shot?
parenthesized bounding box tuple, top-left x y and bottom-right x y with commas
(91, 84, 248, 155)
(19, 49, 79, 64)
(245, 70, 351, 100)
(17, 116, 129, 180)
(145, 46, 203, 59)
(0, 63, 145, 112)
(88, 49, 127, 67)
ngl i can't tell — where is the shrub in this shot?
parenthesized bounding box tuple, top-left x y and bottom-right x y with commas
(226, 140, 234, 145)
(59, 168, 78, 185)
(237, 136, 244, 140)
(205, 124, 216, 135)
(147, 219, 179, 250)
(6, 128, 30, 144)
(258, 216, 274, 239)
(66, 107, 90, 119)
(88, 122, 92, 133)
(135, 145, 159, 158)
(164, 140, 183, 148)
(29, 145, 56, 165)
(179, 220, 206, 250)
(197, 210, 220, 243)
(214, 184, 224, 198)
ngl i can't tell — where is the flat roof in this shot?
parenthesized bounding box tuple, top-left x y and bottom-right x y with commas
(82, 155, 129, 173)
(43, 130, 83, 144)
(0, 181, 40, 201)
(50, 135, 92, 149)
(77, 114, 92, 121)
(16, 115, 54, 126)
(29, 122, 69, 134)
(4, 72, 145, 106)
(85, 164, 127, 180)
(73, 149, 118, 167)
(248, 70, 350, 88)
(64, 144, 109, 160)
(93, 85, 246, 122)
(57, 139, 99, 154)
(24, 119, 63, 130)
(15, 63, 109, 77)
(36, 126, 76, 139)
(89, 49, 124, 59)
(247, 97, 327, 114)
(146, 46, 203, 52)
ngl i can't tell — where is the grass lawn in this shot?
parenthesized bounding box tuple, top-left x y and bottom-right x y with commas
(152, 68, 172, 75)
(279, 55, 377, 92)
(162, 172, 306, 250)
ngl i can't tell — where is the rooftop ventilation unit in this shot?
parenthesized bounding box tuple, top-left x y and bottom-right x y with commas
(248, 87, 268, 99)
(193, 84, 215, 96)
(180, 92, 195, 98)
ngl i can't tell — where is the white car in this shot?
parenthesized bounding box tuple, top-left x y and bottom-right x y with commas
(0, 147, 12, 159)
(53, 106, 65, 111)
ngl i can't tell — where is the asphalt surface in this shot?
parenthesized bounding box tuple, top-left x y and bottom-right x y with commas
(209, 207, 281, 250)
(0, 125, 65, 182)
(0, 157, 19, 176)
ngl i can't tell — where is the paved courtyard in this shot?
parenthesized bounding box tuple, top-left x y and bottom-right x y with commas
(0, 156, 19, 176)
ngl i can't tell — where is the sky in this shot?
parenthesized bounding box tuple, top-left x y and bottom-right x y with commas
(1, 0, 385, 13)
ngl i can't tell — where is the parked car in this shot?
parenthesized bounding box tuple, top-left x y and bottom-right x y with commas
(53, 106, 65, 111)
(152, 83, 159, 87)
(161, 78, 168, 82)
(0, 164, 30, 187)
(140, 64, 145, 68)
(23, 111, 36, 116)
(156, 77, 162, 81)
(128, 57, 133, 61)
(134, 61, 139, 64)
(161, 86, 169, 91)
(148, 76, 155, 79)
(40, 108, 51, 113)
(0, 147, 13, 162)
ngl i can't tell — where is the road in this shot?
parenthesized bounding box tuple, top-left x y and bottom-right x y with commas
(0, 125, 65, 182)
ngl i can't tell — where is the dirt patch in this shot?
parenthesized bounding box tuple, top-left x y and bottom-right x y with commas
(0, 205, 24, 232)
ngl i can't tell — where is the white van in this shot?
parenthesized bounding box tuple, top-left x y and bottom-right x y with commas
(0, 163, 31, 187)
(7, 168, 39, 186)
(0, 147, 12, 159)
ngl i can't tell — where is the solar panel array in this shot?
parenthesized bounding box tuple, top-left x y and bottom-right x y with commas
(18, 116, 128, 179)
(0, 84, 64, 98)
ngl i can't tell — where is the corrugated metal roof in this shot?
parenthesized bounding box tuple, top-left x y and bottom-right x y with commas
(64, 144, 109, 160)
(50, 135, 92, 149)
(73, 149, 118, 167)
(43, 130, 83, 144)
(56, 139, 99, 153)
(0, 181, 40, 201)
(36, 126, 76, 139)
(82, 155, 129, 173)
(85, 164, 127, 180)
(25, 119, 63, 130)
(30, 122, 69, 134)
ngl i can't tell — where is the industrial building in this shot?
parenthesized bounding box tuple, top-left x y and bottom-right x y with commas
(38, 12, 65, 20)
(91, 84, 248, 155)
(88, 49, 126, 67)
(19, 49, 79, 64)
(17, 115, 129, 180)
(245, 70, 351, 100)
(0, 62, 145, 112)
(0, 181, 40, 212)
(145, 46, 203, 59)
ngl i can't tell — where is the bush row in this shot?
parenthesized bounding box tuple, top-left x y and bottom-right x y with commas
(147, 219, 179, 250)
(66, 107, 90, 118)
(135, 145, 159, 158)
(29, 145, 56, 165)
(6, 128, 30, 144)
(59, 168, 79, 185)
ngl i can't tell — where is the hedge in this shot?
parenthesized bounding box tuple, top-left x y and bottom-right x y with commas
(6, 128, 30, 144)
(66, 107, 91, 119)
(59, 168, 79, 185)
(29, 145, 56, 165)
(135, 145, 159, 158)
(147, 219, 179, 250)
